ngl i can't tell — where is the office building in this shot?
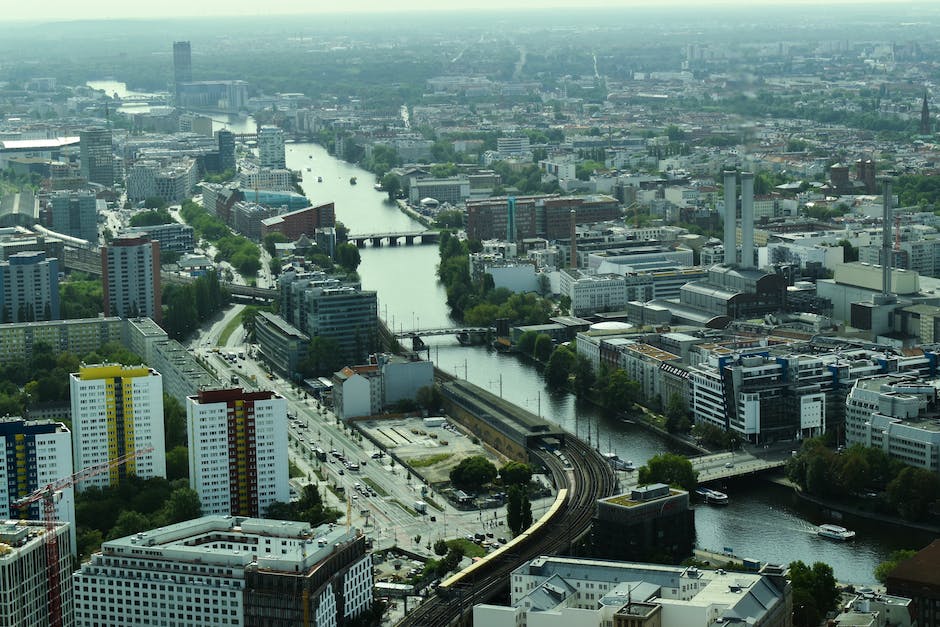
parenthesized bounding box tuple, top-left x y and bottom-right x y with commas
(466, 194, 621, 241)
(0, 520, 74, 627)
(0, 251, 59, 323)
(259, 202, 336, 241)
(121, 222, 195, 254)
(186, 388, 289, 517)
(258, 126, 286, 169)
(887, 539, 940, 627)
(0, 417, 75, 553)
(217, 129, 236, 173)
(101, 235, 161, 322)
(48, 191, 98, 243)
(73, 516, 373, 627)
(560, 268, 630, 317)
(79, 126, 114, 186)
(589, 484, 694, 564)
(305, 286, 378, 365)
(845, 374, 940, 473)
(173, 41, 192, 91)
(177, 81, 248, 114)
(69, 364, 166, 490)
(254, 311, 309, 380)
(475, 555, 791, 627)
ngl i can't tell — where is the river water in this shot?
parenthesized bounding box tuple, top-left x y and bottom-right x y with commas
(85, 80, 256, 134)
(289, 142, 935, 583)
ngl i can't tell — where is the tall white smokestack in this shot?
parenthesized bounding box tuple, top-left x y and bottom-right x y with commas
(723, 171, 737, 265)
(741, 172, 755, 269)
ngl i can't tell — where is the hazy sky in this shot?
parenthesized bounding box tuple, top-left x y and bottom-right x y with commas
(9, 0, 916, 22)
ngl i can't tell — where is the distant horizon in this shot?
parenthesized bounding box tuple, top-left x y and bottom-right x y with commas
(5, 0, 931, 23)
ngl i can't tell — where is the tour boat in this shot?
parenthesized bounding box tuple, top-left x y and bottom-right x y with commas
(603, 453, 635, 472)
(350, 176, 357, 185)
(818, 524, 855, 541)
(694, 487, 729, 505)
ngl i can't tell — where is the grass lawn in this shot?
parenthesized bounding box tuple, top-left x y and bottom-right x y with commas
(217, 311, 243, 346)
(362, 477, 389, 497)
(447, 538, 486, 558)
(407, 453, 453, 468)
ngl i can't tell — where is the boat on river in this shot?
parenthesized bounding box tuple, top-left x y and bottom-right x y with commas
(695, 487, 729, 505)
(317, 176, 323, 182)
(603, 452, 636, 472)
(350, 176, 357, 185)
(818, 524, 855, 541)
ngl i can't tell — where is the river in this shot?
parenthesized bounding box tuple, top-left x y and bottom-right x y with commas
(85, 80, 256, 134)
(286, 140, 931, 584)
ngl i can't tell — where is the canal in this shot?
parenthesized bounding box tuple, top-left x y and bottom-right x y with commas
(292, 142, 933, 583)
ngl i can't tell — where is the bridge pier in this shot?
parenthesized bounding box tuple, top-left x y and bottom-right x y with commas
(388, 237, 399, 247)
(404, 235, 415, 245)
(370, 237, 382, 247)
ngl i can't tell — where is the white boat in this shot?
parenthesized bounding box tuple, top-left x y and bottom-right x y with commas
(694, 487, 729, 505)
(818, 524, 855, 541)
(603, 452, 635, 472)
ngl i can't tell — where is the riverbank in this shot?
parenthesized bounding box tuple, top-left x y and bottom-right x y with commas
(767, 476, 940, 535)
(396, 200, 432, 228)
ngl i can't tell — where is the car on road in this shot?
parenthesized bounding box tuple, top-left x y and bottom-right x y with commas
(724, 462, 734, 468)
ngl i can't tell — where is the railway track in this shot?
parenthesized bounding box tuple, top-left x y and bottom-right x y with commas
(397, 434, 616, 626)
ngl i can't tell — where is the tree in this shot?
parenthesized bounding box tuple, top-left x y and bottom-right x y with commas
(601, 369, 641, 416)
(161, 487, 202, 524)
(533, 334, 554, 362)
(887, 466, 940, 521)
(263, 232, 290, 256)
(790, 561, 839, 627)
(449, 455, 497, 492)
(302, 336, 345, 377)
(573, 355, 595, 397)
(664, 393, 690, 433)
(638, 453, 698, 492)
(499, 461, 532, 486)
(433, 539, 448, 556)
(380, 172, 400, 200)
(107, 510, 153, 540)
(335, 242, 361, 271)
(544, 345, 576, 388)
(874, 549, 917, 584)
(506, 484, 526, 536)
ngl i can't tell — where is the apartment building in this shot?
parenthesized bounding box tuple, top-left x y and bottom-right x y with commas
(69, 364, 166, 489)
(186, 388, 288, 517)
(0, 521, 73, 627)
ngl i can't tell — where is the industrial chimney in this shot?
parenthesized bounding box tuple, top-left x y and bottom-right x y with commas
(741, 172, 755, 269)
(569, 209, 578, 269)
(723, 171, 737, 265)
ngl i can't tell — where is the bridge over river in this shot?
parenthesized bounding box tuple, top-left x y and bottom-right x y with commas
(620, 449, 789, 489)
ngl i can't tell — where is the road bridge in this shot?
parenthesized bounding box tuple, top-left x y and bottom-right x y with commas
(347, 230, 439, 247)
(391, 327, 490, 339)
(620, 450, 789, 489)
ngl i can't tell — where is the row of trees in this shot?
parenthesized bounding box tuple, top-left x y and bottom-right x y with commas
(60, 274, 104, 319)
(265, 484, 340, 527)
(788, 438, 940, 522)
(162, 270, 229, 341)
(637, 453, 698, 492)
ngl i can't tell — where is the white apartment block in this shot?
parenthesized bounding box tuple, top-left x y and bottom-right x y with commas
(0, 520, 73, 627)
(0, 417, 76, 554)
(258, 126, 286, 169)
(475, 556, 791, 627)
(845, 375, 940, 472)
(69, 364, 166, 489)
(72, 516, 372, 627)
(186, 388, 288, 517)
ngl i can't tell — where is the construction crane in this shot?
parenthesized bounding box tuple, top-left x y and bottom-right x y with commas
(12, 447, 154, 627)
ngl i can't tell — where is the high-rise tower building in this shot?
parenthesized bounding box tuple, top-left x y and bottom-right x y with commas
(0, 416, 76, 552)
(79, 126, 114, 186)
(0, 251, 60, 323)
(48, 191, 98, 243)
(69, 364, 166, 490)
(173, 41, 192, 97)
(186, 388, 288, 517)
(0, 520, 74, 626)
(920, 89, 931, 136)
(101, 235, 161, 322)
(258, 126, 286, 169)
(217, 128, 236, 173)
